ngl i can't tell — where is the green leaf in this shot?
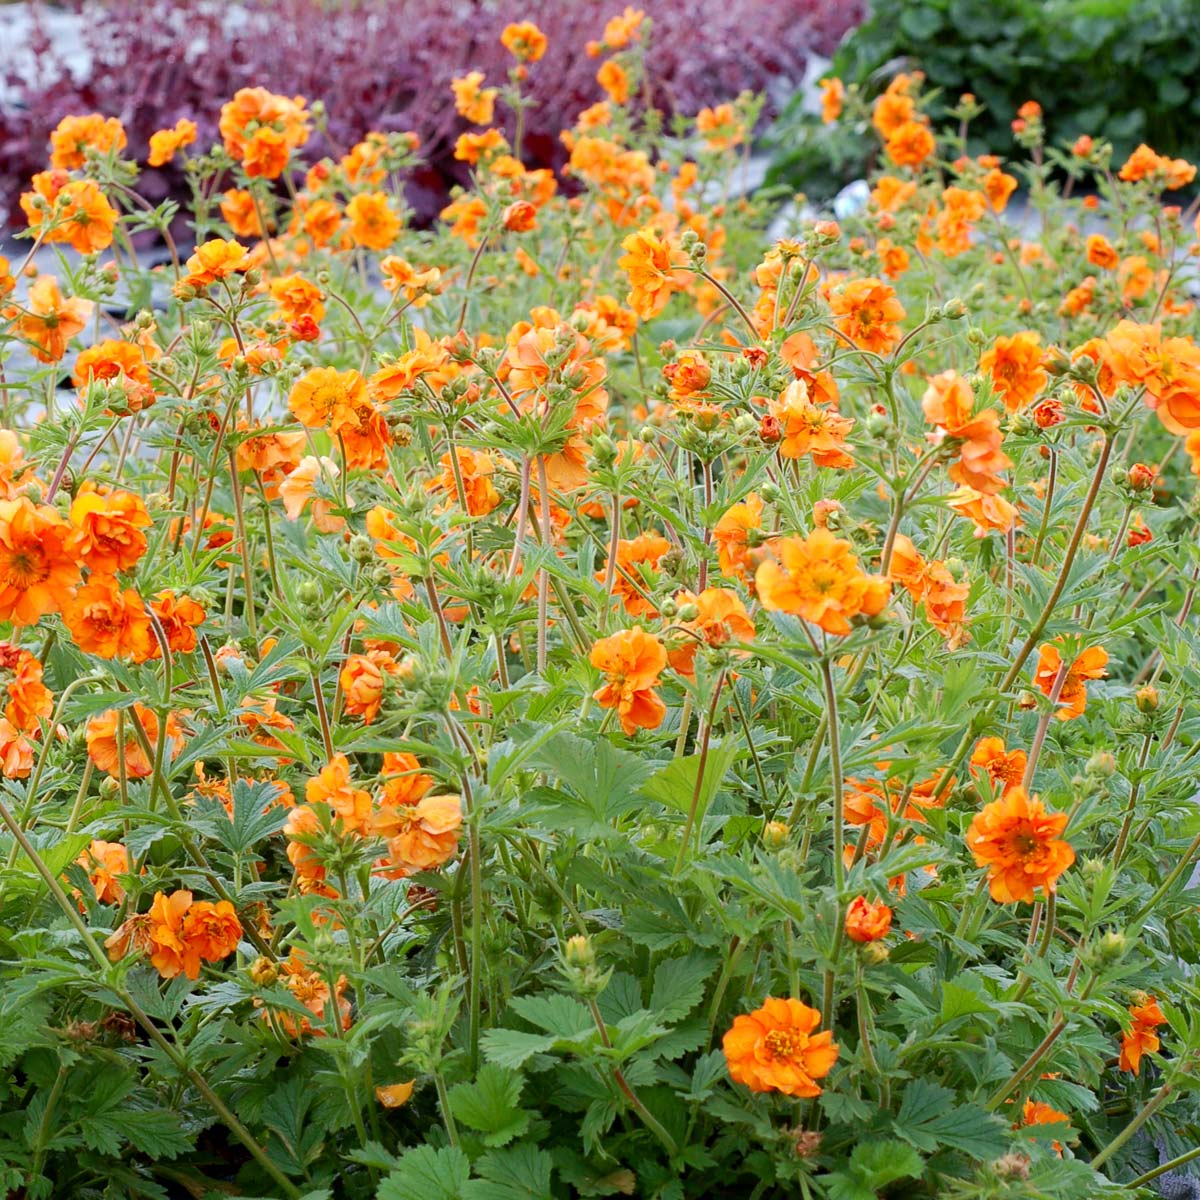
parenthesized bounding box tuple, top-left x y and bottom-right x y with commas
(378, 1146, 471, 1200)
(641, 741, 739, 815)
(480, 1028, 559, 1070)
(649, 954, 717, 1022)
(448, 1065, 531, 1147)
(826, 1139, 924, 1200)
(893, 1080, 1009, 1159)
(465, 1144, 554, 1200)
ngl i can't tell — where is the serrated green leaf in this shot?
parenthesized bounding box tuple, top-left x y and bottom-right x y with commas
(378, 1145, 471, 1200)
(448, 1065, 531, 1147)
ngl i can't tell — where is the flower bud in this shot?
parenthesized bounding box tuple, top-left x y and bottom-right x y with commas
(1086, 750, 1117, 777)
(762, 820, 789, 848)
(248, 956, 278, 987)
(564, 935, 594, 968)
(1135, 684, 1159, 712)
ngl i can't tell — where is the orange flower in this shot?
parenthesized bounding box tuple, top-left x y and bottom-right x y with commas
(947, 485, 1018, 536)
(280, 456, 344, 533)
(219, 87, 309, 178)
(451, 71, 498, 124)
(379, 752, 434, 806)
(590, 627, 668, 735)
(723, 997, 839, 1097)
(72, 339, 155, 412)
(340, 650, 400, 724)
(872, 76, 916, 138)
(1119, 996, 1166, 1074)
(885, 120, 935, 168)
(86, 703, 183, 779)
(306, 754, 373, 834)
(845, 896, 893, 943)
(714, 494, 765, 580)
(269, 274, 325, 324)
(921, 370, 1011, 494)
(966, 787, 1074, 903)
(178, 238, 251, 292)
(500, 20, 548, 61)
(979, 331, 1047, 411)
(1086, 233, 1119, 270)
(599, 532, 669, 617)
(0, 718, 33, 778)
(829, 277, 906, 355)
(221, 188, 267, 238)
(68, 484, 152, 573)
(428, 447, 502, 516)
(260, 952, 352, 1037)
(149, 591, 207, 655)
(771, 380, 854, 468)
(63, 573, 155, 662)
(755, 528, 890, 636)
(25, 179, 119, 255)
(1033, 643, 1108, 721)
(597, 60, 630, 105)
(8, 275, 94, 362)
(887, 534, 969, 646)
(76, 839, 129, 904)
(983, 168, 1017, 212)
(0, 644, 53, 732)
(820, 77, 844, 124)
(146, 889, 193, 978)
(289, 366, 366, 429)
(1185, 429, 1200, 475)
(147, 118, 197, 167)
(618, 226, 684, 321)
(346, 191, 401, 251)
(0, 498, 80, 625)
(50, 113, 127, 169)
(666, 588, 755, 675)
(969, 737, 1027, 795)
(1118, 144, 1196, 189)
(1021, 1099, 1070, 1154)
(178, 900, 243, 978)
(372, 792, 463, 875)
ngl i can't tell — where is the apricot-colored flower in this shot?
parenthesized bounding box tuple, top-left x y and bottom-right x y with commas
(372, 792, 462, 875)
(771, 379, 854, 468)
(667, 588, 755, 675)
(0, 718, 33, 778)
(63, 573, 155, 662)
(72, 340, 155, 412)
(948, 486, 1018, 536)
(147, 118, 197, 167)
(149, 591, 207, 655)
(590, 627, 668, 735)
(885, 120, 935, 168)
(820, 77, 844, 124)
(178, 238, 251, 291)
(0, 644, 53, 732)
(306, 754, 373, 835)
(86, 703, 183, 779)
(922, 370, 1011, 494)
(887, 534, 969, 646)
(979, 332, 1047, 411)
(500, 20, 548, 61)
(429, 447, 502, 516)
(146, 889, 192, 979)
(260, 952, 352, 1037)
(829, 277, 906, 355)
(723, 997, 839, 1097)
(178, 900, 243, 978)
(845, 896, 893, 943)
(0, 498, 80, 626)
(597, 60, 630, 105)
(340, 650, 400, 725)
(77, 839, 129, 904)
(451, 71, 498, 124)
(969, 737, 1027, 795)
(599, 532, 670, 617)
(346, 191, 401, 251)
(50, 113, 127, 169)
(1033, 643, 1107, 721)
(219, 87, 309, 178)
(714, 494, 765, 581)
(1119, 996, 1166, 1075)
(1118, 144, 1196, 189)
(966, 787, 1074, 903)
(9, 275, 94, 362)
(755, 528, 890, 636)
(618, 226, 684, 321)
(1086, 233, 1119, 270)
(26, 179, 119, 255)
(1021, 1099, 1070, 1154)
(68, 485, 152, 573)
(281, 456, 344, 533)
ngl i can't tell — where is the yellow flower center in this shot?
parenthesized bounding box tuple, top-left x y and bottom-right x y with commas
(764, 1029, 801, 1060)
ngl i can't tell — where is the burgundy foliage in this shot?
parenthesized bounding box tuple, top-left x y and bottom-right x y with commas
(0, 0, 863, 228)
